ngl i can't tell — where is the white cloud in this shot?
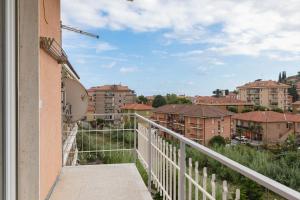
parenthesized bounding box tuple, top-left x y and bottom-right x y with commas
(119, 67, 137, 73)
(62, 0, 300, 57)
(101, 61, 116, 69)
(96, 42, 117, 52)
(172, 50, 203, 57)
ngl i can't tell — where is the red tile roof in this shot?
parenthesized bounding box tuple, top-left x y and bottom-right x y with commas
(121, 103, 153, 111)
(232, 111, 300, 123)
(195, 96, 252, 106)
(237, 80, 290, 89)
(153, 104, 233, 118)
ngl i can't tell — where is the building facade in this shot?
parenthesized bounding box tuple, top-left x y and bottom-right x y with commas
(194, 96, 253, 113)
(121, 103, 153, 118)
(88, 85, 136, 118)
(232, 111, 300, 144)
(237, 80, 290, 110)
(152, 104, 233, 145)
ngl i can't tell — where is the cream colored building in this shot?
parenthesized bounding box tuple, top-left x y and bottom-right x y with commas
(88, 85, 136, 119)
(237, 80, 290, 111)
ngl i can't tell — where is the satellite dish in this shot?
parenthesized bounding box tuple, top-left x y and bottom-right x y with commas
(62, 78, 88, 123)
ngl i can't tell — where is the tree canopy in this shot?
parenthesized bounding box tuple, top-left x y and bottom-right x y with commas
(152, 95, 167, 108)
(137, 95, 148, 104)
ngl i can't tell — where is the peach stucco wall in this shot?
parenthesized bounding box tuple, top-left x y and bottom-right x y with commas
(39, 0, 62, 199)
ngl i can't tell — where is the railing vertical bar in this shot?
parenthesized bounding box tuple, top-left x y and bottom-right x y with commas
(203, 167, 207, 200)
(110, 121, 112, 157)
(222, 181, 228, 200)
(102, 121, 105, 157)
(195, 161, 199, 200)
(188, 158, 192, 200)
(211, 174, 216, 199)
(159, 138, 163, 195)
(173, 146, 177, 200)
(147, 122, 152, 192)
(123, 121, 125, 156)
(166, 143, 169, 198)
(163, 140, 166, 199)
(89, 121, 91, 156)
(169, 144, 173, 200)
(179, 141, 186, 200)
(134, 114, 137, 163)
(95, 118, 98, 158)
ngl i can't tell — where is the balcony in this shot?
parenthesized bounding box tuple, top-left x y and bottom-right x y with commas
(55, 113, 300, 200)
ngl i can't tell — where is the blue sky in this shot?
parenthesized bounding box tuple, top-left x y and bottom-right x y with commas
(62, 0, 300, 96)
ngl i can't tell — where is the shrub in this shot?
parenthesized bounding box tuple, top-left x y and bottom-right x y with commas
(208, 135, 226, 146)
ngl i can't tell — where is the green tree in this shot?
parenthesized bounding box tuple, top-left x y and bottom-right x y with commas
(271, 107, 284, 113)
(166, 93, 178, 104)
(254, 105, 268, 111)
(152, 95, 167, 108)
(177, 98, 192, 104)
(282, 71, 287, 83)
(242, 108, 252, 113)
(208, 135, 226, 146)
(288, 85, 299, 102)
(227, 106, 238, 113)
(278, 72, 282, 83)
(137, 95, 148, 104)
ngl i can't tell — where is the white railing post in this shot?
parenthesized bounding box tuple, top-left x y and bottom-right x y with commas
(222, 180, 228, 200)
(134, 114, 137, 163)
(211, 174, 216, 199)
(179, 141, 186, 200)
(203, 167, 207, 200)
(147, 122, 152, 192)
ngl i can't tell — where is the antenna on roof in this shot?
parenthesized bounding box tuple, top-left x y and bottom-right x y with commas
(61, 24, 99, 39)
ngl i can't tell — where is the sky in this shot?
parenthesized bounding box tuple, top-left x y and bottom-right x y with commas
(61, 0, 300, 96)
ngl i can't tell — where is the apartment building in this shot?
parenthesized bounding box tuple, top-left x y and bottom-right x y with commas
(121, 103, 153, 118)
(194, 96, 254, 113)
(88, 84, 136, 117)
(232, 111, 300, 144)
(152, 104, 233, 145)
(237, 80, 290, 110)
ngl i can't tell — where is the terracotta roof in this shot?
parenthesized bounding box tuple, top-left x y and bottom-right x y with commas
(153, 104, 233, 118)
(195, 96, 252, 106)
(89, 85, 133, 92)
(232, 111, 300, 123)
(237, 80, 290, 89)
(121, 103, 153, 111)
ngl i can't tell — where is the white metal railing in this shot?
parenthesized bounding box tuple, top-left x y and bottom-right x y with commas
(63, 113, 300, 200)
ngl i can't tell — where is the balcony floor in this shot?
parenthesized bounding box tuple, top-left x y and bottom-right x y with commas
(49, 164, 152, 200)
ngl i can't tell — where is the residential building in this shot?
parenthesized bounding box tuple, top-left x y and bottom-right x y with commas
(3, 0, 300, 199)
(232, 111, 300, 144)
(292, 101, 300, 114)
(152, 104, 233, 145)
(194, 96, 253, 113)
(145, 95, 155, 105)
(121, 103, 153, 118)
(237, 80, 290, 110)
(88, 84, 136, 118)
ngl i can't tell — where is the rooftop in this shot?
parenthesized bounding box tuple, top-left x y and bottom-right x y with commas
(153, 104, 233, 118)
(232, 111, 300, 123)
(88, 84, 133, 92)
(121, 103, 153, 111)
(195, 96, 252, 106)
(237, 80, 290, 89)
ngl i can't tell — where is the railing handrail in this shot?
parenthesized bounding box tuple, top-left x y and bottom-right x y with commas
(134, 113, 300, 200)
